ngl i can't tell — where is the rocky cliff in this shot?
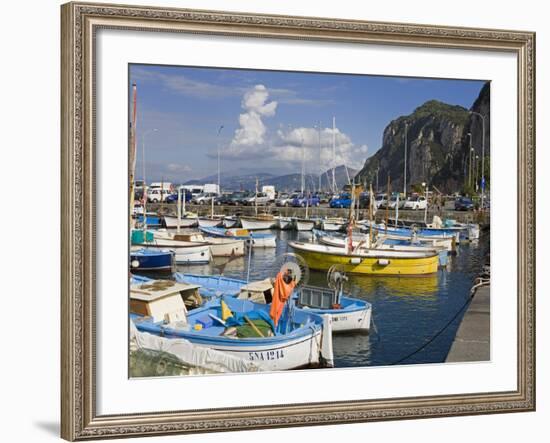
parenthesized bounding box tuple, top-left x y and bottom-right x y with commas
(355, 82, 490, 194)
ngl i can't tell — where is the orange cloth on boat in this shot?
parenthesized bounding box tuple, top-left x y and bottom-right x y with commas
(269, 272, 296, 327)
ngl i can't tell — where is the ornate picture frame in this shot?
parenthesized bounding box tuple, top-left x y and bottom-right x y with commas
(61, 2, 535, 440)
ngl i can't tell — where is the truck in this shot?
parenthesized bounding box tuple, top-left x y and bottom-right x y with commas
(203, 183, 220, 195)
(261, 185, 276, 202)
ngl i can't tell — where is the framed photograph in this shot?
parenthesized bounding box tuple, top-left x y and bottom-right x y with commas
(61, 1, 535, 440)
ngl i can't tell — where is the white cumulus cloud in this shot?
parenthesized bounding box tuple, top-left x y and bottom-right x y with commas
(222, 85, 367, 171)
(227, 85, 277, 154)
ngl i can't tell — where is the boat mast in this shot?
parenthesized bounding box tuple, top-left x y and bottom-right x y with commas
(385, 174, 390, 234)
(211, 184, 215, 219)
(217, 125, 223, 196)
(369, 183, 374, 248)
(301, 133, 305, 195)
(254, 177, 258, 217)
(332, 116, 336, 193)
(395, 192, 399, 226)
(129, 83, 137, 230)
(177, 186, 181, 234)
(318, 121, 322, 192)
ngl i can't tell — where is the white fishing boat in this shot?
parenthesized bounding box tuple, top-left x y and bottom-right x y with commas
(275, 216, 293, 230)
(154, 230, 245, 257)
(317, 233, 448, 266)
(294, 218, 316, 231)
(321, 217, 347, 232)
(240, 215, 275, 231)
(163, 213, 198, 228)
(138, 238, 211, 264)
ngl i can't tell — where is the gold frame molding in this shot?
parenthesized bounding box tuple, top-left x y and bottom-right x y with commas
(61, 2, 536, 440)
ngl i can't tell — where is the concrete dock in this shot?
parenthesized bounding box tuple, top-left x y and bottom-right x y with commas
(446, 284, 490, 362)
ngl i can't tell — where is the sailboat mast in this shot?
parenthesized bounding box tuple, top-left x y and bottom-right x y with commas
(318, 121, 322, 192)
(129, 83, 137, 229)
(255, 177, 258, 216)
(369, 183, 374, 248)
(332, 116, 336, 193)
(301, 133, 305, 195)
(177, 186, 181, 234)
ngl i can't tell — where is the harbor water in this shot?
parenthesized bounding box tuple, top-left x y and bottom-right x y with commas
(158, 229, 490, 368)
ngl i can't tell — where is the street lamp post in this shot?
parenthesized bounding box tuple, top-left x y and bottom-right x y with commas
(470, 111, 486, 209)
(468, 132, 473, 187)
(475, 155, 479, 191)
(376, 167, 379, 194)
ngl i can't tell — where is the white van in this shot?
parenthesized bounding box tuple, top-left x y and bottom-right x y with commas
(147, 188, 171, 203)
(261, 185, 276, 201)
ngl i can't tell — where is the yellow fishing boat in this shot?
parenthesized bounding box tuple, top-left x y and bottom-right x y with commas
(288, 241, 439, 276)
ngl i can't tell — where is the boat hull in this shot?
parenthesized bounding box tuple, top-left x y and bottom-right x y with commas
(130, 248, 174, 271)
(163, 215, 198, 228)
(289, 242, 439, 275)
(200, 227, 277, 248)
(240, 217, 275, 231)
(185, 329, 323, 371)
(321, 221, 346, 232)
(145, 244, 210, 264)
(198, 218, 223, 228)
(206, 238, 245, 257)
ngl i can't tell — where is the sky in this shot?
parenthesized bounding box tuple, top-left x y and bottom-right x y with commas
(129, 64, 485, 183)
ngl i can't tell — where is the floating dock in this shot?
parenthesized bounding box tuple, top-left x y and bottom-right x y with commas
(446, 284, 490, 362)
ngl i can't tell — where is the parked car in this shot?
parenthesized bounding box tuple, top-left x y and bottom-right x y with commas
(403, 195, 427, 210)
(292, 194, 320, 207)
(215, 193, 235, 205)
(455, 197, 474, 211)
(165, 190, 192, 204)
(147, 188, 171, 203)
(275, 193, 293, 207)
(374, 194, 387, 209)
(245, 192, 270, 206)
(193, 192, 218, 205)
(329, 193, 352, 208)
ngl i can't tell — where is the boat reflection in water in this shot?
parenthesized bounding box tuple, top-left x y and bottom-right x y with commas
(349, 274, 440, 299)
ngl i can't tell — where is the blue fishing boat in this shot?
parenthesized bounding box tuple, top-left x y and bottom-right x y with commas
(136, 212, 163, 228)
(367, 223, 461, 242)
(199, 226, 276, 248)
(175, 271, 372, 333)
(130, 248, 174, 272)
(130, 281, 333, 371)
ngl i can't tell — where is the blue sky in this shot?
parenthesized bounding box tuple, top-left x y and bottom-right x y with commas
(130, 64, 485, 182)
